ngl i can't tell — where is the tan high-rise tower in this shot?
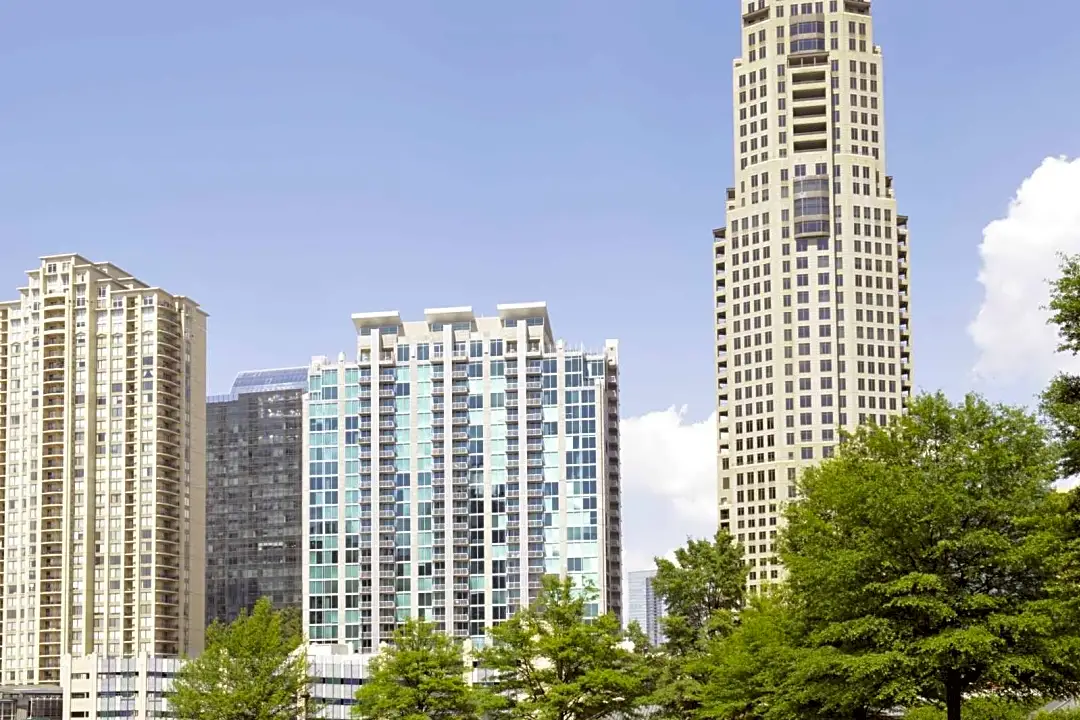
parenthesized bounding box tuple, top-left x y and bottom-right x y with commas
(0, 255, 206, 684)
(714, 0, 912, 591)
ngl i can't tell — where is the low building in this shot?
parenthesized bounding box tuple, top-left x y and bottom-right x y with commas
(59, 646, 490, 719)
(0, 687, 62, 720)
(61, 655, 179, 720)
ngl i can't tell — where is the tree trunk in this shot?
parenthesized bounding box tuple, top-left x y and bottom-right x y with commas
(946, 673, 963, 720)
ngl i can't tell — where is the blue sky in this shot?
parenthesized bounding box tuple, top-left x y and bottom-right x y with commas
(3, 0, 1079, 568)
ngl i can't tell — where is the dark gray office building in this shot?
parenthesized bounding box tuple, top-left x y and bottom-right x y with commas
(206, 368, 307, 626)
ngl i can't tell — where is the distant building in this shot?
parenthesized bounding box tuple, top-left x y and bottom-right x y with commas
(205, 368, 307, 626)
(0, 686, 62, 720)
(626, 569, 665, 646)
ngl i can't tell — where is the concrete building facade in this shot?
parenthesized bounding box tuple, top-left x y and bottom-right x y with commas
(714, 0, 912, 590)
(303, 303, 622, 651)
(59, 645, 490, 720)
(0, 686, 62, 720)
(61, 654, 178, 720)
(205, 368, 306, 626)
(0, 255, 207, 683)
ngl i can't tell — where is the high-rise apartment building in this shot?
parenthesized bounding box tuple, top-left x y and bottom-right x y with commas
(0, 254, 207, 684)
(715, 0, 912, 590)
(626, 568, 665, 646)
(303, 303, 622, 650)
(205, 368, 306, 627)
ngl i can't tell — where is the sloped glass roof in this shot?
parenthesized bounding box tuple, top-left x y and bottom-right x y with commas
(230, 367, 308, 394)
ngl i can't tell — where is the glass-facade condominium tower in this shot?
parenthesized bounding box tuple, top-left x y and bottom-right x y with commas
(715, 0, 912, 591)
(206, 368, 307, 627)
(0, 254, 207, 684)
(303, 303, 622, 651)
(626, 568, 665, 646)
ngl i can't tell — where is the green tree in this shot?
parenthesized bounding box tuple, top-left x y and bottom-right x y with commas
(697, 591, 799, 720)
(648, 531, 746, 720)
(905, 697, 1041, 720)
(169, 597, 316, 720)
(1041, 253, 1080, 475)
(478, 575, 647, 720)
(652, 529, 746, 651)
(1033, 706, 1080, 720)
(353, 618, 483, 720)
(696, 587, 894, 720)
(279, 604, 303, 644)
(782, 393, 1080, 720)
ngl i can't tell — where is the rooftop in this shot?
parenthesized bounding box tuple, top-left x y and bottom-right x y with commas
(208, 367, 308, 403)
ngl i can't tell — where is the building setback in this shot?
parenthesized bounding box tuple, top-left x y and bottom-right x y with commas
(205, 368, 306, 627)
(0, 254, 207, 684)
(715, 0, 912, 590)
(303, 303, 622, 650)
(626, 568, 665, 646)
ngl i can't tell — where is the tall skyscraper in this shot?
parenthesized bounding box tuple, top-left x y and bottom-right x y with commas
(626, 569, 665, 646)
(0, 254, 207, 684)
(303, 303, 622, 651)
(205, 368, 306, 627)
(715, 0, 912, 591)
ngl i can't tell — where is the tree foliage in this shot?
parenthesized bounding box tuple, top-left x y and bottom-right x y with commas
(279, 604, 303, 644)
(477, 575, 647, 720)
(905, 697, 1041, 720)
(697, 587, 904, 720)
(696, 591, 800, 720)
(781, 393, 1080, 720)
(648, 530, 747, 719)
(1043, 253, 1080, 475)
(353, 618, 484, 720)
(169, 597, 315, 720)
(653, 529, 746, 651)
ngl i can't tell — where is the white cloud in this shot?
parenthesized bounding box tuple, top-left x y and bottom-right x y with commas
(970, 156, 1080, 387)
(619, 407, 717, 578)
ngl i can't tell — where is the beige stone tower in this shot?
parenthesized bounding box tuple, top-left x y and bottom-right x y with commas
(0, 255, 206, 683)
(714, 0, 912, 591)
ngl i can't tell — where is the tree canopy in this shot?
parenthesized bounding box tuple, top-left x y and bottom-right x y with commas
(647, 530, 748, 720)
(353, 618, 484, 720)
(477, 575, 648, 720)
(168, 598, 315, 720)
(781, 393, 1080, 720)
(653, 529, 746, 651)
(1042, 253, 1080, 475)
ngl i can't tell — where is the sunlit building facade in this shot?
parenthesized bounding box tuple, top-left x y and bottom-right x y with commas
(626, 568, 665, 646)
(715, 0, 912, 590)
(303, 304, 622, 650)
(0, 255, 207, 683)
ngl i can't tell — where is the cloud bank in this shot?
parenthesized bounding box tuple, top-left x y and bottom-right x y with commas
(619, 407, 717, 576)
(970, 157, 1080, 387)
